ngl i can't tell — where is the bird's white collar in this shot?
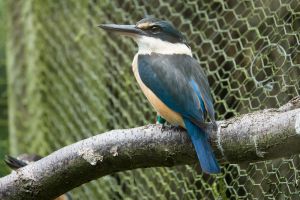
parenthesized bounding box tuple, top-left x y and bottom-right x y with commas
(135, 36, 192, 56)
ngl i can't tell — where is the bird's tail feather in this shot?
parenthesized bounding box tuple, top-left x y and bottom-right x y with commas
(4, 155, 27, 170)
(184, 119, 220, 174)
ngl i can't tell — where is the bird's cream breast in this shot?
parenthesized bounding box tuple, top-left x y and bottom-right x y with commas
(132, 54, 184, 127)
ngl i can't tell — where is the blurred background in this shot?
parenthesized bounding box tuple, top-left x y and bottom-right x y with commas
(0, 0, 299, 199)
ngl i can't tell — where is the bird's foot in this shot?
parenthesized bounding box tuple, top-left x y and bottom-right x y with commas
(156, 115, 166, 124)
(160, 123, 166, 132)
(156, 115, 167, 132)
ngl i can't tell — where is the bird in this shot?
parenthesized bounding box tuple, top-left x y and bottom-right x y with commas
(4, 154, 73, 200)
(4, 154, 43, 170)
(99, 17, 220, 174)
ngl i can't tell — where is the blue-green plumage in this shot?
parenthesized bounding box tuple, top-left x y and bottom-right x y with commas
(99, 17, 220, 174)
(183, 119, 220, 173)
(138, 53, 220, 173)
(135, 18, 188, 45)
(138, 53, 215, 125)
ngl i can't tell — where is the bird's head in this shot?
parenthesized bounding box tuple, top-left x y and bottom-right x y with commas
(99, 17, 192, 55)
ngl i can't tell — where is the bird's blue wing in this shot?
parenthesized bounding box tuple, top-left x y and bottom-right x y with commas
(138, 53, 215, 124)
(138, 53, 219, 173)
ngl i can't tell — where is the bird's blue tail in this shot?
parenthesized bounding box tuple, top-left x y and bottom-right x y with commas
(184, 118, 220, 174)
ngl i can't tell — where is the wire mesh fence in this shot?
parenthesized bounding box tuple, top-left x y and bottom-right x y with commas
(6, 0, 300, 199)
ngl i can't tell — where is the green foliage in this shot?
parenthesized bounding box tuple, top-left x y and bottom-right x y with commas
(6, 0, 300, 199)
(0, 0, 9, 176)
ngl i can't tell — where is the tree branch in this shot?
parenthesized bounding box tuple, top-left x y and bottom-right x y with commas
(1, 96, 300, 200)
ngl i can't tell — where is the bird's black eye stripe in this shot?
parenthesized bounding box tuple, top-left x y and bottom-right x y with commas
(150, 25, 161, 32)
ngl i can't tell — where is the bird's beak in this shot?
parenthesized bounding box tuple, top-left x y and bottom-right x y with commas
(98, 24, 143, 37)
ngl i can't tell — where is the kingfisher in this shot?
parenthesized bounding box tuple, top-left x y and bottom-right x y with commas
(99, 17, 220, 174)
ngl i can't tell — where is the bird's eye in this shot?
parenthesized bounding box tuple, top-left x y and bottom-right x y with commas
(150, 25, 161, 33)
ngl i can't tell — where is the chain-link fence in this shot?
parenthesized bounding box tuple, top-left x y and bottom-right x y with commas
(6, 0, 300, 199)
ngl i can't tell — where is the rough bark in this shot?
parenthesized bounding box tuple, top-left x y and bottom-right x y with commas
(0, 96, 300, 200)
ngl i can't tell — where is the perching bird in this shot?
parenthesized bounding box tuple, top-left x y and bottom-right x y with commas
(4, 154, 73, 200)
(99, 17, 220, 174)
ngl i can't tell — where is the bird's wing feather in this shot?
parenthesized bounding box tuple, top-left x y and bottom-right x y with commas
(138, 53, 215, 124)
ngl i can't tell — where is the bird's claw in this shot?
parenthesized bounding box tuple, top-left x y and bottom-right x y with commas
(160, 123, 167, 132)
